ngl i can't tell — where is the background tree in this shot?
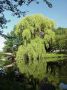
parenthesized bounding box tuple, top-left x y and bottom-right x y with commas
(3, 30, 16, 52)
(55, 27, 67, 52)
(3, 27, 23, 53)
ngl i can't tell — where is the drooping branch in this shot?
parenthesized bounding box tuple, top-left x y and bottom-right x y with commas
(0, 0, 53, 29)
(44, 0, 52, 8)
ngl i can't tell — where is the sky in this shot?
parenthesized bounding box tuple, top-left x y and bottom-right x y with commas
(0, 0, 67, 51)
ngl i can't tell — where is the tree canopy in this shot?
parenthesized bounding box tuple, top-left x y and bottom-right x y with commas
(4, 14, 55, 53)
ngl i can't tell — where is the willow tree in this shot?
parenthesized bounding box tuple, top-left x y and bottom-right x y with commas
(15, 14, 55, 79)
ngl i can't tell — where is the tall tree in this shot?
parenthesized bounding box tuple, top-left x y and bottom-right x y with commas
(15, 14, 55, 79)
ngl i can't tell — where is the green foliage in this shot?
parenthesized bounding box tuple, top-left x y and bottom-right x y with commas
(3, 29, 23, 53)
(3, 31, 16, 52)
(14, 14, 56, 79)
(15, 14, 56, 79)
(54, 27, 67, 52)
(15, 14, 55, 34)
(15, 14, 55, 50)
(16, 37, 46, 79)
(44, 29, 55, 50)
